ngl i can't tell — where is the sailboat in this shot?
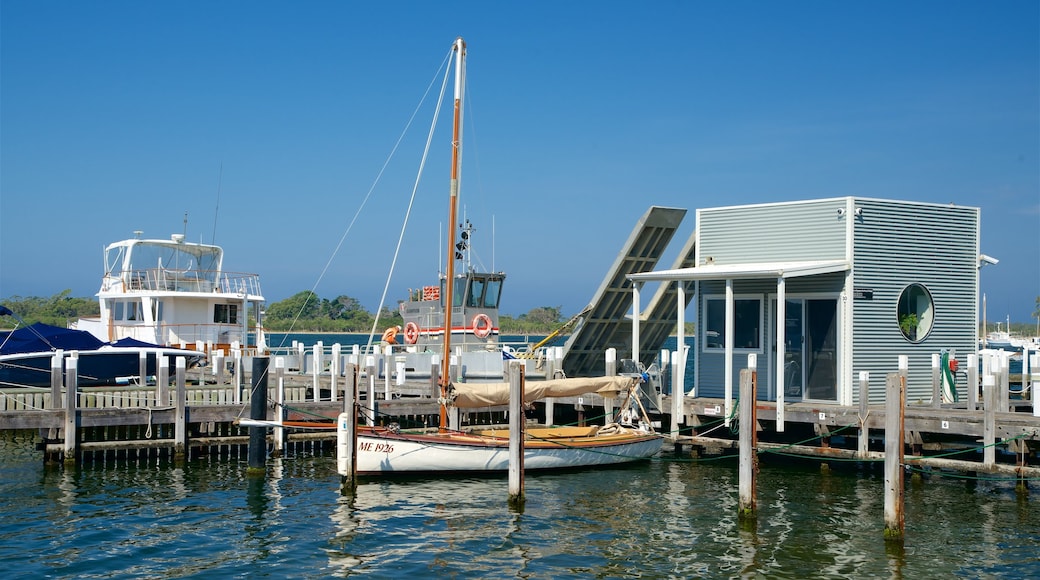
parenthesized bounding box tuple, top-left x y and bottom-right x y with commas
(346, 37, 662, 475)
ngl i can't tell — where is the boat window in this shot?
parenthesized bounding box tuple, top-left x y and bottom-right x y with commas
(467, 278, 485, 308)
(452, 277, 466, 308)
(113, 301, 124, 321)
(127, 301, 139, 321)
(483, 278, 503, 308)
(897, 283, 933, 343)
(214, 304, 238, 324)
(152, 300, 163, 321)
(703, 297, 761, 351)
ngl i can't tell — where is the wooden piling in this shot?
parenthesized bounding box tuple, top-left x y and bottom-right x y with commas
(273, 358, 287, 456)
(738, 357, 758, 522)
(174, 359, 187, 460)
(337, 363, 358, 492)
(883, 372, 905, 542)
(983, 373, 995, 466)
(508, 360, 525, 508)
(63, 357, 79, 465)
(248, 356, 269, 471)
(857, 371, 869, 457)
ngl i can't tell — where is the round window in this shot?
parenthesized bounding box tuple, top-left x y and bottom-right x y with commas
(897, 283, 934, 343)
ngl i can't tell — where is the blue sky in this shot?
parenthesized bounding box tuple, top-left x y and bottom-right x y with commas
(2, 1, 1038, 324)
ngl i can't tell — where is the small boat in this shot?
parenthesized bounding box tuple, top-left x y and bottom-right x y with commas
(0, 313, 202, 388)
(72, 231, 266, 354)
(352, 375, 662, 474)
(337, 38, 662, 476)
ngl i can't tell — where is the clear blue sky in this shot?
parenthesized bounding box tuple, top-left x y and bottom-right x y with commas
(2, 1, 1038, 324)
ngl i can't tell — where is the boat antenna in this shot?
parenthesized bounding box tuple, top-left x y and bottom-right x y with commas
(212, 162, 223, 245)
(183, 212, 188, 238)
(439, 36, 465, 431)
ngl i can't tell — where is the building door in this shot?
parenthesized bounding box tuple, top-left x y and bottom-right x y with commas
(773, 298, 838, 402)
(804, 299, 838, 400)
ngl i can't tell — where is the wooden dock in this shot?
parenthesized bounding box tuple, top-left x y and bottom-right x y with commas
(1, 357, 1038, 478)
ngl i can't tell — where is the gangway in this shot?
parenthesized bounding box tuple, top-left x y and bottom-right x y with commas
(561, 206, 694, 377)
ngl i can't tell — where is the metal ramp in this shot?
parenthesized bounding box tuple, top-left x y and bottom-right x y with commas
(561, 206, 693, 377)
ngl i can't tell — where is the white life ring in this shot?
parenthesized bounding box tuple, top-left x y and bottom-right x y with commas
(472, 313, 493, 339)
(403, 321, 420, 344)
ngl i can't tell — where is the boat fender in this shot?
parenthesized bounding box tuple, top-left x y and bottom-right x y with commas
(403, 321, 420, 344)
(472, 313, 492, 339)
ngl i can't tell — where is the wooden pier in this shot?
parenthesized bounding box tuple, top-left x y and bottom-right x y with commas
(1, 352, 1038, 478)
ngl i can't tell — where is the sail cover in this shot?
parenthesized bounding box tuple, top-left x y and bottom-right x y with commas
(447, 375, 638, 409)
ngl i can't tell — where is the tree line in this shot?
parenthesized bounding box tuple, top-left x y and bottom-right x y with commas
(0, 290, 573, 334)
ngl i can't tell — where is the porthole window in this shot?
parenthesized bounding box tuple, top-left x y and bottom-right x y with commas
(897, 283, 934, 342)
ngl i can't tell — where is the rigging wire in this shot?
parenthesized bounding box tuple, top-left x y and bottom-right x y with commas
(271, 46, 455, 351)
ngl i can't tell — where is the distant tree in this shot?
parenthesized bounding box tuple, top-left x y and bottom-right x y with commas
(0, 291, 100, 328)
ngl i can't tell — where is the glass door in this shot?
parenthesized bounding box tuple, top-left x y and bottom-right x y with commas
(774, 299, 804, 400)
(804, 299, 838, 400)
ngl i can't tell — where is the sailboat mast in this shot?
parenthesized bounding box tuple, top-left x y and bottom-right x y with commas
(440, 37, 466, 428)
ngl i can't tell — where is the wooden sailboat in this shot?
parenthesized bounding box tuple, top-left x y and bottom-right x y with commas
(348, 37, 662, 475)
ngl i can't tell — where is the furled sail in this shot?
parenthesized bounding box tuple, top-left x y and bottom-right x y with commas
(446, 375, 638, 409)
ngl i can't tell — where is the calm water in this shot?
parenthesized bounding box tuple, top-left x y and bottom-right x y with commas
(2, 431, 1036, 579)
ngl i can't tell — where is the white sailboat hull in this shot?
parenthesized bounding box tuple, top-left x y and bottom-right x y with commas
(351, 426, 662, 475)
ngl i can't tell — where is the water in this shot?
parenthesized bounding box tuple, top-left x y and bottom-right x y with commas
(2, 431, 1036, 579)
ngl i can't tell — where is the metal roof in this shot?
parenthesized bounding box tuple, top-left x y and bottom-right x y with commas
(627, 259, 851, 282)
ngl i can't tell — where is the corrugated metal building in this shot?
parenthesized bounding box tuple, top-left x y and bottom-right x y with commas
(629, 196, 982, 407)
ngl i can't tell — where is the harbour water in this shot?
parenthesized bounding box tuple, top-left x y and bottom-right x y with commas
(2, 430, 1036, 579)
(3, 332, 1037, 577)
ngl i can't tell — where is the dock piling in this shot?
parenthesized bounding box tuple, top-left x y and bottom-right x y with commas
(883, 372, 905, 542)
(508, 359, 525, 509)
(738, 355, 758, 522)
(248, 356, 269, 471)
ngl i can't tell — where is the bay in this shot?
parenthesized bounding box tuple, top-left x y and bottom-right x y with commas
(2, 430, 1036, 579)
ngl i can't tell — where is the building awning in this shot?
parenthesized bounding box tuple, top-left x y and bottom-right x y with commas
(627, 259, 851, 282)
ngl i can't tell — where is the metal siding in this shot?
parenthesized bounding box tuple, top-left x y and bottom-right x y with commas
(849, 198, 980, 403)
(699, 199, 849, 265)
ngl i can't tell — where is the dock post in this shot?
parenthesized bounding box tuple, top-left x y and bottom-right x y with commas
(602, 348, 615, 424)
(234, 349, 243, 404)
(930, 354, 941, 408)
(139, 350, 148, 388)
(1031, 351, 1039, 418)
(248, 356, 269, 472)
(336, 364, 358, 493)
(158, 355, 170, 408)
(213, 350, 224, 387)
(983, 373, 996, 466)
(63, 356, 79, 466)
(313, 344, 322, 402)
(366, 355, 377, 426)
(273, 357, 286, 456)
(737, 355, 758, 523)
(174, 359, 188, 461)
(330, 343, 341, 402)
(383, 345, 392, 401)
(50, 352, 63, 409)
(883, 372, 905, 542)
(429, 354, 440, 399)
(967, 354, 978, 411)
(508, 359, 526, 509)
(858, 371, 870, 457)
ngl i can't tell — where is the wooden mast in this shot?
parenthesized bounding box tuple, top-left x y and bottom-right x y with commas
(439, 36, 466, 431)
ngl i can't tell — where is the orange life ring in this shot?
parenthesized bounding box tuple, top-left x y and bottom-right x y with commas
(472, 313, 493, 339)
(403, 321, 420, 344)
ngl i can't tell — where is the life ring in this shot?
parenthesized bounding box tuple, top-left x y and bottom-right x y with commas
(472, 313, 493, 339)
(403, 321, 420, 345)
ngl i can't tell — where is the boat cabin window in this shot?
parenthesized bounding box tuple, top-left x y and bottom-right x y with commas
(113, 301, 124, 321)
(467, 278, 485, 308)
(482, 277, 503, 308)
(152, 300, 163, 321)
(214, 304, 239, 324)
(703, 297, 761, 351)
(126, 301, 139, 321)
